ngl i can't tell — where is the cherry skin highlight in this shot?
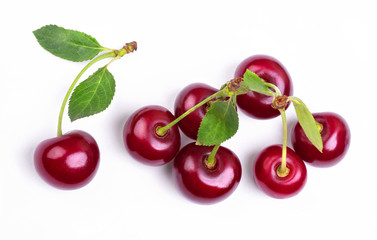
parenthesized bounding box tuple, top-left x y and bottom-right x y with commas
(34, 130, 100, 190)
(292, 112, 350, 167)
(235, 55, 293, 119)
(173, 142, 242, 204)
(253, 145, 307, 199)
(174, 83, 217, 140)
(123, 105, 181, 166)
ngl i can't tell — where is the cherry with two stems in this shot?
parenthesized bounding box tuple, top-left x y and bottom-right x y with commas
(33, 25, 137, 189)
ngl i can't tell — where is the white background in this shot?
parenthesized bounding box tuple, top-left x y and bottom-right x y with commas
(1, 0, 376, 239)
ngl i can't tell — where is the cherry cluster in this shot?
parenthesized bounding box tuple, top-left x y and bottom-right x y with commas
(32, 25, 350, 203)
(123, 84, 242, 204)
(123, 55, 351, 203)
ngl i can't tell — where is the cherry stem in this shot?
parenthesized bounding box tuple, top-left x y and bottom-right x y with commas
(156, 90, 224, 136)
(277, 109, 290, 177)
(205, 143, 220, 169)
(265, 82, 282, 97)
(56, 42, 137, 136)
(57, 52, 116, 136)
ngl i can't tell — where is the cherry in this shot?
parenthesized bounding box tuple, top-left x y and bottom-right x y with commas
(173, 142, 242, 204)
(291, 112, 350, 167)
(123, 105, 181, 166)
(174, 83, 217, 139)
(34, 130, 100, 190)
(234, 55, 293, 119)
(253, 145, 307, 199)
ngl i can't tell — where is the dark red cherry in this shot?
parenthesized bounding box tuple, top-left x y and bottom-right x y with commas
(235, 55, 293, 119)
(173, 142, 242, 204)
(253, 145, 306, 199)
(174, 83, 217, 140)
(123, 105, 181, 166)
(34, 130, 100, 190)
(292, 112, 350, 167)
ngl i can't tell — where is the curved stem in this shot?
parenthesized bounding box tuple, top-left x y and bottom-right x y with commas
(265, 82, 282, 97)
(277, 109, 290, 177)
(206, 143, 221, 168)
(57, 52, 116, 136)
(156, 90, 225, 136)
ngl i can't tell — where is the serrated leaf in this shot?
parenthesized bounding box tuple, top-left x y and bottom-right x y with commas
(197, 100, 239, 146)
(68, 67, 115, 121)
(33, 25, 105, 62)
(243, 69, 274, 96)
(291, 97, 323, 152)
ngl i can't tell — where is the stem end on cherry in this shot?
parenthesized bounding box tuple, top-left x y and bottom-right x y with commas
(277, 165, 290, 178)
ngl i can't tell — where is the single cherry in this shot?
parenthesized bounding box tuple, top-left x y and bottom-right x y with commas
(34, 130, 100, 190)
(235, 55, 293, 119)
(253, 145, 307, 199)
(173, 142, 242, 204)
(292, 112, 350, 167)
(123, 105, 181, 166)
(174, 83, 218, 139)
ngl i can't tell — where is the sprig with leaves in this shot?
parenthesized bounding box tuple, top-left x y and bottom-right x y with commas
(243, 69, 323, 176)
(33, 25, 137, 136)
(154, 77, 249, 167)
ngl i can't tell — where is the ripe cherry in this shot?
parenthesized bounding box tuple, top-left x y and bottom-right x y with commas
(173, 142, 242, 204)
(253, 145, 307, 199)
(34, 130, 100, 190)
(291, 112, 350, 167)
(123, 105, 181, 166)
(174, 83, 217, 139)
(235, 55, 293, 119)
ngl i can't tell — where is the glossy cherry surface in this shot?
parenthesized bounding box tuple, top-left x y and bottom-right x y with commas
(123, 105, 181, 166)
(235, 55, 293, 119)
(173, 142, 242, 204)
(34, 130, 100, 190)
(253, 145, 306, 199)
(292, 112, 350, 167)
(174, 83, 217, 140)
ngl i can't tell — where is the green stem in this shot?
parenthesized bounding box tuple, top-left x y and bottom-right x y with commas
(57, 52, 116, 136)
(277, 109, 290, 177)
(156, 90, 225, 136)
(206, 143, 221, 168)
(265, 82, 282, 97)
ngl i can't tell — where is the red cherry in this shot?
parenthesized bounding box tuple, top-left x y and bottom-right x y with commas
(173, 142, 242, 204)
(123, 105, 181, 166)
(253, 145, 307, 199)
(291, 112, 350, 167)
(34, 130, 100, 190)
(235, 55, 293, 119)
(174, 83, 217, 139)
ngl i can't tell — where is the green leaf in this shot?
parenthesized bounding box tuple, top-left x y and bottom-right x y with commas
(236, 80, 251, 95)
(68, 67, 115, 121)
(291, 97, 323, 152)
(243, 69, 274, 96)
(197, 100, 239, 146)
(33, 25, 105, 62)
